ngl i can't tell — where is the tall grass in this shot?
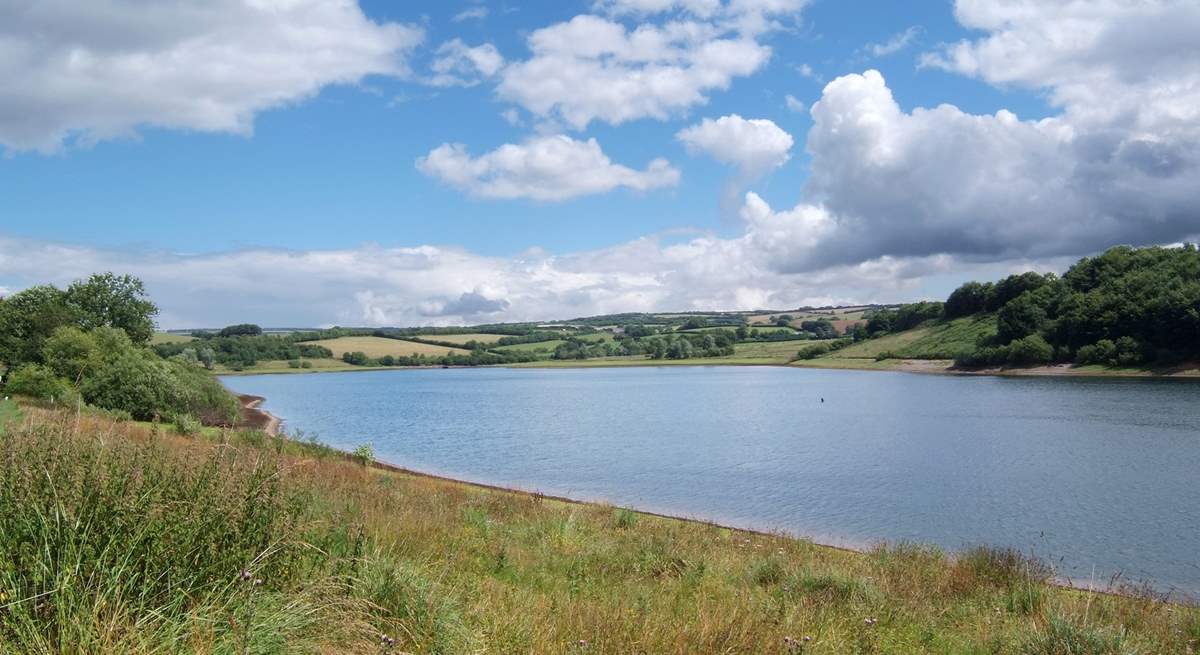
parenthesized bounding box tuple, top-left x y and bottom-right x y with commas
(1, 403, 1197, 653)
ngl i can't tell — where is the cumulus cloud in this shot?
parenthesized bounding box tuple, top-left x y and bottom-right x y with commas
(415, 135, 680, 201)
(676, 114, 793, 178)
(497, 1, 807, 130)
(747, 66, 1200, 272)
(922, 0, 1200, 136)
(427, 39, 504, 87)
(0, 0, 424, 152)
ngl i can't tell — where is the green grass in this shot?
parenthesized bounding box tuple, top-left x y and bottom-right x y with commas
(731, 339, 815, 361)
(3, 403, 1195, 653)
(0, 398, 21, 434)
(149, 332, 195, 345)
(297, 336, 472, 358)
(493, 339, 566, 353)
(831, 315, 997, 361)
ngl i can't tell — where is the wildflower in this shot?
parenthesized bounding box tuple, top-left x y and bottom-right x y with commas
(864, 617, 877, 626)
(253, 578, 263, 587)
(239, 569, 252, 582)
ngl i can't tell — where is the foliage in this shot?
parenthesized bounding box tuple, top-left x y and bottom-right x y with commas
(353, 443, 375, 466)
(866, 301, 943, 335)
(64, 272, 159, 344)
(943, 281, 992, 319)
(4, 364, 78, 404)
(218, 323, 263, 337)
(951, 245, 1200, 367)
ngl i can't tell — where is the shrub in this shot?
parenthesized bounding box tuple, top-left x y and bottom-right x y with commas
(173, 414, 202, 436)
(353, 443, 375, 466)
(300, 361, 314, 369)
(287, 359, 302, 369)
(342, 351, 370, 366)
(1006, 334, 1054, 365)
(795, 343, 831, 360)
(4, 364, 77, 404)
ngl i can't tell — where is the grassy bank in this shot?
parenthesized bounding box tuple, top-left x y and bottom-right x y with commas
(1, 402, 1196, 653)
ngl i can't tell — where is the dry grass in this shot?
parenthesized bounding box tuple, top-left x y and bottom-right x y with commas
(4, 402, 1197, 654)
(298, 336, 471, 359)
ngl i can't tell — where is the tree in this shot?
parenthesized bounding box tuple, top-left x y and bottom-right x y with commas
(1006, 334, 1054, 365)
(0, 285, 77, 367)
(996, 293, 1048, 344)
(944, 281, 992, 318)
(41, 326, 100, 383)
(5, 364, 77, 403)
(65, 273, 158, 344)
(218, 323, 263, 338)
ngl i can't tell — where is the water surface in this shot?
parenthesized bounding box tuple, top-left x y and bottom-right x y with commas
(222, 366, 1200, 596)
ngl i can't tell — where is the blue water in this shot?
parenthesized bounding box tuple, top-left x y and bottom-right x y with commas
(221, 366, 1200, 596)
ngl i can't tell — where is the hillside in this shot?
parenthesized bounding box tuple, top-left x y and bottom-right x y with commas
(3, 401, 1195, 653)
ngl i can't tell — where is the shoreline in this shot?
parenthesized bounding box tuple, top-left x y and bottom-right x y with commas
(220, 356, 1200, 380)
(241, 388, 1193, 603)
(359, 446, 1191, 603)
(236, 394, 281, 436)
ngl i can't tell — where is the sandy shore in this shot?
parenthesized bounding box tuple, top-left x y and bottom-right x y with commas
(236, 394, 281, 436)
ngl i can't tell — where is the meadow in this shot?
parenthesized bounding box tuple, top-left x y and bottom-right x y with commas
(149, 332, 195, 345)
(1, 400, 1196, 653)
(413, 333, 504, 345)
(297, 336, 471, 359)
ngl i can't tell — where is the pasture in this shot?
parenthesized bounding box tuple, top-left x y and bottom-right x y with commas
(298, 336, 471, 359)
(414, 333, 505, 345)
(150, 332, 195, 345)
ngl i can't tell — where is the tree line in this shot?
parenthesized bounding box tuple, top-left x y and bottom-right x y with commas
(0, 274, 239, 426)
(862, 245, 1200, 368)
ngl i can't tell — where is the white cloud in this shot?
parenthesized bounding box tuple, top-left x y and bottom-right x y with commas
(0, 231, 986, 329)
(795, 62, 822, 82)
(427, 39, 504, 87)
(784, 94, 805, 112)
(865, 26, 920, 57)
(0, 0, 424, 153)
(921, 0, 1200, 137)
(415, 135, 681, 201)
(676, 114, 793, 178)
(748, 67, 1200, 271)
(497, 1, 808, 130)
(451, 6, 489, 22)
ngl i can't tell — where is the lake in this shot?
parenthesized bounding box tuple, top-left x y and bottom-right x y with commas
(221, 366, 1200, 597)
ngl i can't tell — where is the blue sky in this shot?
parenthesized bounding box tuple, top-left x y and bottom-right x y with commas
(1, 1, 1197, 327)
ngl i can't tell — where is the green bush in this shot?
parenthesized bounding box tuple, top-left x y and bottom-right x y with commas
(287, 359, 302, 369)
(1006, 334, 1054, 365)
(353, 443, 375, 466)
(4, 364, 77, 404)
(173, 413, 202, 436)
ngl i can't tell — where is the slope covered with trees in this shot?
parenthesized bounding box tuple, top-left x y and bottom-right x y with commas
(0, 274, 239, 425)
(855, 245, 1200, 369)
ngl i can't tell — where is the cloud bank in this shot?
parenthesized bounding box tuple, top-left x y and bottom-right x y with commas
(0, 0, 424, 152)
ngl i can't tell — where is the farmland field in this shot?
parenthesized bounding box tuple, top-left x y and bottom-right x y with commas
(298, 336, 471, 358)
(150, 332, 195, 345)
(493, 339, 565, 353)
(414, 333, 505, 345)
(829, 315, 995, 360)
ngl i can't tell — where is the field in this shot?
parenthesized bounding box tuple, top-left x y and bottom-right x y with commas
(150, 331, 195, 345)
(414, 333, 505, 345)
(298, 336, 471, 358)
(215, 358, 414, 375)
(493, 339, 566, 353)
(830, 316, 996, 361)
(732, 339, 812, 361)
(3, 400, 1196, 653)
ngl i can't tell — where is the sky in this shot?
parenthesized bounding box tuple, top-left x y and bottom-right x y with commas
(1, 0, 1198, 328)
